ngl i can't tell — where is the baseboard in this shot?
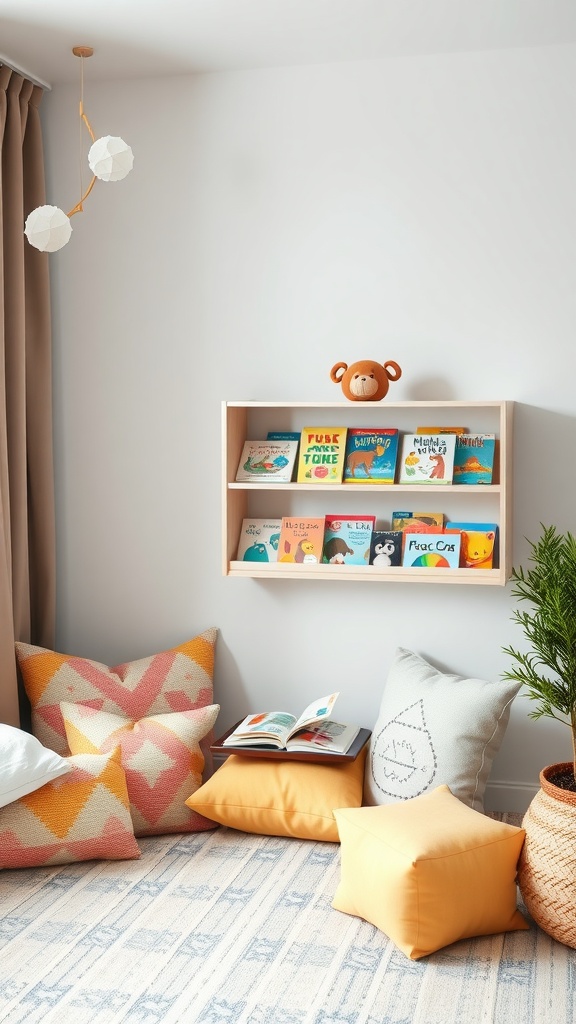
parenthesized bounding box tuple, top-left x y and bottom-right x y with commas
(484, 779, 539, 813)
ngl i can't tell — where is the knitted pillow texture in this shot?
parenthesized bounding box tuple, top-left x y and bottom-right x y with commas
(0, 749, 140, 869)
(61, 703, 221, 837)
(15, 628, 217, 756)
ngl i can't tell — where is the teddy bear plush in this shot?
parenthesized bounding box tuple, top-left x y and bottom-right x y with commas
(330, 359, 402, 401)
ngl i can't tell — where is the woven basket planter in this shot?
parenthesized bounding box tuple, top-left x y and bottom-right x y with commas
(518, 762, 576, 947)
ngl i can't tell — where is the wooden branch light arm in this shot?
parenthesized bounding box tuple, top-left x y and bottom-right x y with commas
(67, 47, 96, 219)
(66, 103, 96, 218)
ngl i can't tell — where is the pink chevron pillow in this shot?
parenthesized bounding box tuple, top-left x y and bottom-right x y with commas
(61, 703, 221, 837)
(0, 749, 140, 869)
(15, 629, 217, 757)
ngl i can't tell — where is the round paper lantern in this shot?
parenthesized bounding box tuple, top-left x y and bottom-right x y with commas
(88, 136, 134, 182)
(24, 206, 72, 252)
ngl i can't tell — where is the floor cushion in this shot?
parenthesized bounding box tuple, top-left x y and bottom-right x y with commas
(15, 628, 217, 756)
(364, 647, 521, 811)
(61, 702, 220, 836)
(0, 723, 71, 808)
(186, 748, 367, 842)
(0, 749, 140, 869)
(332, 784, 528, 959)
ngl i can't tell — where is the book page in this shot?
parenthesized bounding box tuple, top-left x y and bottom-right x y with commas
(287, 692, 339, 740)
(223, 711, 296, 746)
(286, 721, 360, 754)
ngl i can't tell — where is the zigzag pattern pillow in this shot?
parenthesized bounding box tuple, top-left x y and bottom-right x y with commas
(0, 749, 140, 869)
(15, 629, 217, 756)
(61, 703, 221, 836)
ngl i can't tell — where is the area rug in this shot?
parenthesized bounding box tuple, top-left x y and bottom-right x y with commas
(0, 819, 575, 1023)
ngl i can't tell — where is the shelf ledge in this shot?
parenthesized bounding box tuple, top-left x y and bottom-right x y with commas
(226, 561, 507, 586)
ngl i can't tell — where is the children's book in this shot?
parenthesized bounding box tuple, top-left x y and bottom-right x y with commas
(235, 440, 299, 483)
(236, 519, 282, 563)
(267, 431, 301, 442)
(452, 434, 496, 485)
(445, 522, 499, 569)
(278, 517, 325, 564)
(284, 720, 361, 755)
(416, 426, 467, 434)
(322, 514, 375, 565)
(343, 428, 399, 484)
(391, 511, 445, 532)
(369, 531, 403, 567)
(398, 434, 457, 484)
(402, 531, 461, 568)
(296, 427, 348, 483)
(222, 692, 360, 754)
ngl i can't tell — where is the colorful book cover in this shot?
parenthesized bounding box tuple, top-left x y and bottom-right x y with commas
(398, 434, 456, 485)
(235, 439, 299, 483)
(236, 519, 282, 563)
(445, 522, 499, 569)
(296, 427, 348, 484)
(369, 531, 403, 567)
(391, 511, 445, 531)
(452, 434, 496, 485)
(343, 428, 399, 484)
(267, 431, 301, 442)
(322, 515, 375, 565)
(416, 426, 467, 434)
(402, 531, 461, 568)
(278, 517, 325, 564)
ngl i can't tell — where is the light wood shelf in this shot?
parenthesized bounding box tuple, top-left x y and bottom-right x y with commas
(222, 400, 513, 586)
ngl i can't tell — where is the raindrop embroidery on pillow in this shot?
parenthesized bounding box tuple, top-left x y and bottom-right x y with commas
(370, 700, 437, 800)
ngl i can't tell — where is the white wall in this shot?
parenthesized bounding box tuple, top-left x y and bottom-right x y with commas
(43, 44, 576, 811)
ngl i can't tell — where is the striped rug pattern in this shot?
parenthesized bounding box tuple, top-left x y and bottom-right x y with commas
(1, 820, 575, 1023)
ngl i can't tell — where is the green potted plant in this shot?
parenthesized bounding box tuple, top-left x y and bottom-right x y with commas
(502, 523, 576, 787)
(502, 523, 576, 947)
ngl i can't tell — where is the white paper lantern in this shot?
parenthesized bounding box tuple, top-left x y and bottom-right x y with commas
(88, 135, 134, 182)
(24, 205, 72, 252)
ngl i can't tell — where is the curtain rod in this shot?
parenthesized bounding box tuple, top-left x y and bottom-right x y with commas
(0, 53, 51, 91)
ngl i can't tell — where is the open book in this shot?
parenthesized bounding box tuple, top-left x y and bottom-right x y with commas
(222, 692, 360, 755)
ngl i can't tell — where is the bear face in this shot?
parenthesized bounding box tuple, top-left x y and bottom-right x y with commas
(330, 359, 402, 402)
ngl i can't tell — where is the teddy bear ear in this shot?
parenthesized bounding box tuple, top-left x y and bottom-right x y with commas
(383, 360, 402, 382)
(330, 362, 348, 384)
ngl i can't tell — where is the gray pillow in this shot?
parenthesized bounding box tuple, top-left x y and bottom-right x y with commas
(364, 648, 520, 812)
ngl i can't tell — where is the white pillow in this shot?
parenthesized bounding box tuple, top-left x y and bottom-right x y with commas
(364, 648, 521, 812)
(0, 724, 71, 808)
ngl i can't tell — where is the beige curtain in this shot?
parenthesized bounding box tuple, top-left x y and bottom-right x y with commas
(0, 66, 55, 728)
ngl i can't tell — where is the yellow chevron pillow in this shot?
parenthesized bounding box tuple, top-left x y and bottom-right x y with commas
(15, 629, 218, 756)
(0, 749, 140, 869)
(61, 703, 221, 837)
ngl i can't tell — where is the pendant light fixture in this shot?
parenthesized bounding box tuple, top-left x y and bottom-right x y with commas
(24, 46, 134, 253)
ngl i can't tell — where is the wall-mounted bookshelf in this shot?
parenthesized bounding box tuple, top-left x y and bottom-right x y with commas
(222, 400, 513, 585)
